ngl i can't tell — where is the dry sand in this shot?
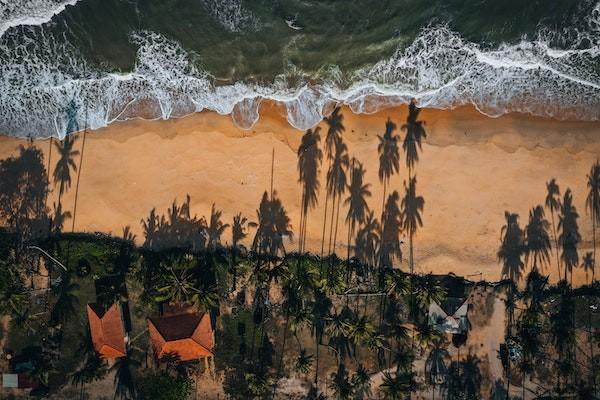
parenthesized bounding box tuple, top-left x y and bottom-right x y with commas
(0, 103, 598, 285)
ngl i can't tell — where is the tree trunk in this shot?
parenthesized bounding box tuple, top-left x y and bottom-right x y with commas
(333, 194, 342, 258)
(550, 210, 561, 280)
(328, 192, 337, 256)
(314, 336, 319, 386)
(71, 128, 87, 232)
(299, 188, 305, 253)
(320, 189, 330, 272)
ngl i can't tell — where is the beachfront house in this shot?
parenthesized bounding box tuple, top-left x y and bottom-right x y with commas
(428, 297, 469, 334)
(147, 308, 215, 369)
(427, 274, 471, 335)
(86, 303, 127, 359)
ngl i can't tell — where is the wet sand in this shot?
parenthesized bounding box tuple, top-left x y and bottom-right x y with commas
(0, 103, 598, 285)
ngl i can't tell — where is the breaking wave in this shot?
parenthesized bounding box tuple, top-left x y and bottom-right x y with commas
(0, 0, 81, 38)
(0, 13, 600, 138)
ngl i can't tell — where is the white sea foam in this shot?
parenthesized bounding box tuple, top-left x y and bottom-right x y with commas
(0, 0, 81, 38)
(0, 20, 599, 138)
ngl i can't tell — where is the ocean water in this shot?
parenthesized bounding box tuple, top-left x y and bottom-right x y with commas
(0, 0, 599, 138)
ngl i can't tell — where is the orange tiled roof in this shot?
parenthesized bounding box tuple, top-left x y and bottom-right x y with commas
(148, 312, 214, 361)
(86, 303, 127, 359)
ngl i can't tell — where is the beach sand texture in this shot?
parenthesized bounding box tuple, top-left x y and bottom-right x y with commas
(1, 103, 598, 285)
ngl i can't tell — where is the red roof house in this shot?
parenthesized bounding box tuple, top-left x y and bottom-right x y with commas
(148, 312, 214, 362)
(86, 303, 127, 359)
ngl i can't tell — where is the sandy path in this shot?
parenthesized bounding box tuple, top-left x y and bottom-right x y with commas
(0, 103, 598, 285)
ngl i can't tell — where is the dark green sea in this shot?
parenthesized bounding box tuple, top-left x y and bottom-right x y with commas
(1, 0, 599, 137)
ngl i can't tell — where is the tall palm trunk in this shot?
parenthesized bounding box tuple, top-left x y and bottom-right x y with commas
(328, 192, 337, 256)
(320, 189, 330, 271)
(299, 188, 305, 253)
(332, 193, 343, 256)
(314, 334, 320, 386)
(45, 137, 53, 210)
(71, 128, 87, 232)
(550, 209, 561, 280)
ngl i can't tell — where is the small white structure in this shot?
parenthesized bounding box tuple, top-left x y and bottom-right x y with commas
(428, 297, 469, 334)
(2, 373, 18, 388)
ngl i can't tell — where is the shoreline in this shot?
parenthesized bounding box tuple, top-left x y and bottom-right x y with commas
(0, 104, 598, 286)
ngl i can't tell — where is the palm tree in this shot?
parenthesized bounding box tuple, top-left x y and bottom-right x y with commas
(327, 137, 349, 256)
(111, 353, 140, 400)
(545, 178, 562, 278)
(345, 160, 371, 275)
(378, 118, 400, 231)
(206, 203, 229, 250)
(498, 212, 526, 284)
(380, 191, 403, 283)
(295, 349, 313, 374)
(311, 288, 332, 386)
(53, 135, 79, 209)
(525, 205, 551, 271)
(425, 340, 450, 400)
(582, 252, 594, 285)
(355, 211, 380, 270)
(351, 364, 372, 400)
(401, 100, 427, 178)
(380, 370, 415, 399)
(50, 272, 80, 325)
(70, 354, 107, 400)
(558, 189, 581, 284)
(154, 256, 218, 311)
(329, 362, 353, 400)
(401, 177, 424, 275)
(586, 161, 600, 283)
(50, 202, 72, 234)
(298, 127, 323, 252)
(231, 212, 252, 291)
(322, 107, 345, 260)
(461, 354, 482, 400)
(71, 105, 88, 233)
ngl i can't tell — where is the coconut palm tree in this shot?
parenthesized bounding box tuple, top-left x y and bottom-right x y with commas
(53, 135, 79, 209)
(525, 205, 551, 272)
(322, 107, 345, 259)
(380, 370, 415, 399)
(206, 203, 229, 250)
(327, 137, 349, 256)
(377, 118, 400, 229)
(545, 178, 562, 278)
(558, 189, 581, 284)
(311, 288, 332, 386)
(344, 160, 371, 276)
(498, 212, 526, 284)
(351, 364, 372, 400)
(70, 354, 107, 400)
(112, 352, 140, 400)
(586, 161, 600, 283)
(231, 212, 253, 291)
(425, 339, 450, 400)
(298, 127, 323, 253)
(50, 272, 80, 325)
(154, 256, 218, 311)
(582, 252, 594, 285)
(344, 314, 376, 359)
(461, 354, 482, 400)
(401, 177, 424, 275)
(401, 100, 427, 178)
(380, 191, 403, 284)
(327, 307, 354, 364)
(355, 211, 380, 270)
(295, 349, 313, 374)
(330, 362, 353, 400)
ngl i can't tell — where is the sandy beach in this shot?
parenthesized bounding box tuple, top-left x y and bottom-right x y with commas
(0, 103, 598, 285)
